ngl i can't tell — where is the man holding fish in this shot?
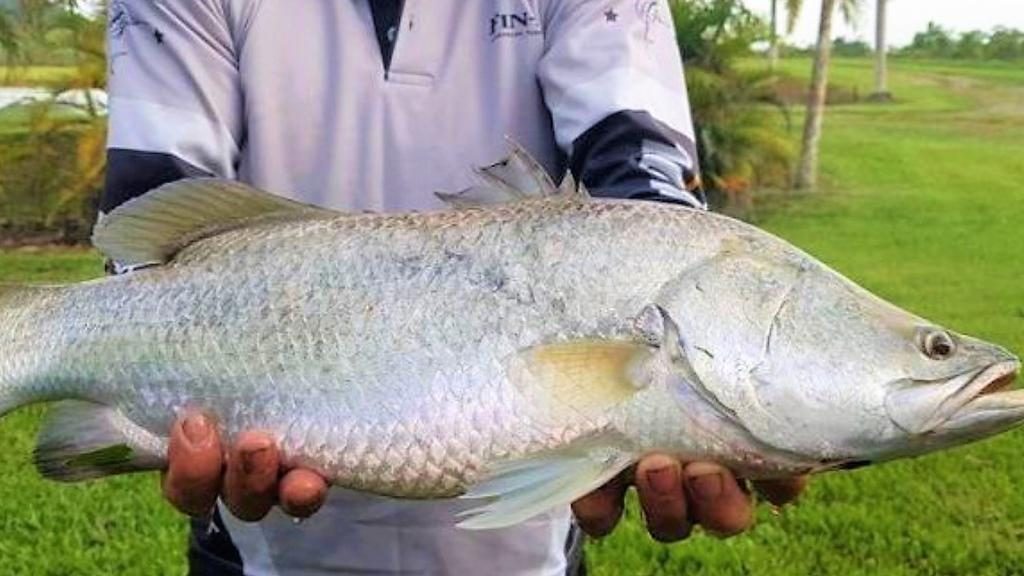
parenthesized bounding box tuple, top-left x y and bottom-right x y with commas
(98, 0, 806, 574)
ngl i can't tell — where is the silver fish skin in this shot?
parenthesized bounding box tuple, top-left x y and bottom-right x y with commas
(0, 157, 1020, 529)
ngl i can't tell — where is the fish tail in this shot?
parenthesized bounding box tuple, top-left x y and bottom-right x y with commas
(0, 283, 60, 416)
(1, 285, 166, 481)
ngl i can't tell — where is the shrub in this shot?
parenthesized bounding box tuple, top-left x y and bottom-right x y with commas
(669, 0, 795, 211)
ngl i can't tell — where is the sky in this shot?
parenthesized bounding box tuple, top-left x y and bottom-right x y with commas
(744, 0, 1024, 48)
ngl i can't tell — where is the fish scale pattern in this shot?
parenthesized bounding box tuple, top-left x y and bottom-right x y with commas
(2, 198, 767, 496)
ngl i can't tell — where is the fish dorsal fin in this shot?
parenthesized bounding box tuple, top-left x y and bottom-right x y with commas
(435, 141, 588, 208)
(93, 178, 339, 267)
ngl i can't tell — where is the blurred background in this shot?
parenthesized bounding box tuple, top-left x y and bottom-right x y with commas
(1, 0, 1022, 574)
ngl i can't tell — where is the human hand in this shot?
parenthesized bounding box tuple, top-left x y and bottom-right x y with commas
(572, 454, 808, 542)
(161, 412, 330, 521)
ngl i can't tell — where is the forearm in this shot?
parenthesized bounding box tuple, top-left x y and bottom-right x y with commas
(569, 110, 705, 208)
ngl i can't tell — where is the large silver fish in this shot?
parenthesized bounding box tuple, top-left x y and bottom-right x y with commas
(0, 148, 1020, 529)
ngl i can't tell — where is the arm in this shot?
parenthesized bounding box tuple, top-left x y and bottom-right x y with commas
(103, 0, 327, 520)
(537, 0, 705, 207)
(537, 0, 805, 541)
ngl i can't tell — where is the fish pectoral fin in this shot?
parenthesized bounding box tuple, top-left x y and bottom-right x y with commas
(34, 401, 166, 482)
(435, 140, 587, 209)
(93, 178, 340, 268)
(457, 447, 635, 530)
(509, 340, 651, 421)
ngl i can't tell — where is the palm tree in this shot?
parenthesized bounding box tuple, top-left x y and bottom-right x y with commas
(794, 0, 860, 189)
(769, 0, 806, 70)
(870, 0, 891, 100)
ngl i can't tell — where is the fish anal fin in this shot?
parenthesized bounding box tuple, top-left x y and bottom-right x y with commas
(92, 178, 340, 268)
(34, 401, 166, 482)
(457, 447, 635, 530)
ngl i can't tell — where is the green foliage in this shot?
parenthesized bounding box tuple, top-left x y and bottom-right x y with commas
(902, 22, 1024, 61)
(831, 36, 871, 58)
(0, 1, 105, 244)
(669, 0, 795, 209)
(672, 0, 767, 73)
(0, 102, 104, 243)
(0, 1, 84, 65)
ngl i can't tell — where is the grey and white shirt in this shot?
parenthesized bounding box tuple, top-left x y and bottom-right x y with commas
(102, 0, 702, 574)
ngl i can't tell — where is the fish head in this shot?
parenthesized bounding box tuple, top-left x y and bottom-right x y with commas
(652, 242, 1022, 469)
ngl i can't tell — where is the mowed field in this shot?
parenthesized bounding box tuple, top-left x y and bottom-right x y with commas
(1, 58, 1023, 574)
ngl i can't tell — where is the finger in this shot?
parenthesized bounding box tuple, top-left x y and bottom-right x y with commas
(223, 431, 280, 522)
(279, 468, 329, 518)
(635, 455, 690, 542)
(571, 473, 629, 538)
(752, 475, 809, 507)
(683, 462, 753, 538)
(162, 413, 223, 517)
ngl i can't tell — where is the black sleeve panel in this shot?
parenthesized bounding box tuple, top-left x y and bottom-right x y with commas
(100, 148, 212, 213)
(569, 110, 706, 208)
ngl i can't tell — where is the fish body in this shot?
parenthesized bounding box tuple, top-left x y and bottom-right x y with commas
(0, 149, 1020, 529)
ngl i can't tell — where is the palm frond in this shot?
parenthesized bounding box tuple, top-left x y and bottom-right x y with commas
(785, 0, 804, 33)
(838, 0, 862, 26)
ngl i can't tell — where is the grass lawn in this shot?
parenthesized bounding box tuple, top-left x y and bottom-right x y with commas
(1, 57, 1023, 574)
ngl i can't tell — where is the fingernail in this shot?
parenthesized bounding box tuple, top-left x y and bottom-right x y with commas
(646, 466, 679, 496)
(182, 414, 211, 447)
(242, 444, 274, 475)
(688, 473, 724, 500)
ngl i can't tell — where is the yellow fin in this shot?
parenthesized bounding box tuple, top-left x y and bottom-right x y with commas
(510, 340, 647, 419)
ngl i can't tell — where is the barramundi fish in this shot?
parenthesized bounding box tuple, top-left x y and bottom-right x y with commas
(0, 148, 1020, 529)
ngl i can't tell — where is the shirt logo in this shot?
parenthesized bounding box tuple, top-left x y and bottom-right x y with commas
(635, 0, 669, 43)
(489, 11, 542, 40)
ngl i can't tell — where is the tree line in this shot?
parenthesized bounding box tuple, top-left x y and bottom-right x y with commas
(784, 25, 1024, 61)
(901, 23, 1024, 61)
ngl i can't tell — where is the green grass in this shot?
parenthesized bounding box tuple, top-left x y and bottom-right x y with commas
(1, 58, 1023, 574)
(587, 58, 1024, 575)
(0, 249, 187, 575)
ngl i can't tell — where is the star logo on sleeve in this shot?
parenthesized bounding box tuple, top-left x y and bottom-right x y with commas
(604, 8, 618, 22)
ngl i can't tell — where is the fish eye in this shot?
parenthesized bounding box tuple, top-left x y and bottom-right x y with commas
(921, 329, 956, 360)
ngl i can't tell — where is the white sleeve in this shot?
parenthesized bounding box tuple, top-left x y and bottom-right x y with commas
(537, 0, 696, 153)
(106, 0, 242, 181)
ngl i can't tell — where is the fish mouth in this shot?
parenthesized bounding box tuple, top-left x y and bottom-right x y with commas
(976, 369, 1018, 396)
(886, 359, 1022, 435)
(935, 359, 1024, 434)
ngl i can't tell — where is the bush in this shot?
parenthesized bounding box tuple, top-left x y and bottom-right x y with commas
(669, 0, 795, 211)
(0, 0, 105, 244)
(0, 101, 104, 244)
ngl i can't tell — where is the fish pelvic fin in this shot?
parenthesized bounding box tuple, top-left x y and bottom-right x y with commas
(0, 283, 62, 417)
(92, 179, 341, 268)
(34, 401, 166, 482)
(457, 445, 635, 530)
(435, 140, 588, 209)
